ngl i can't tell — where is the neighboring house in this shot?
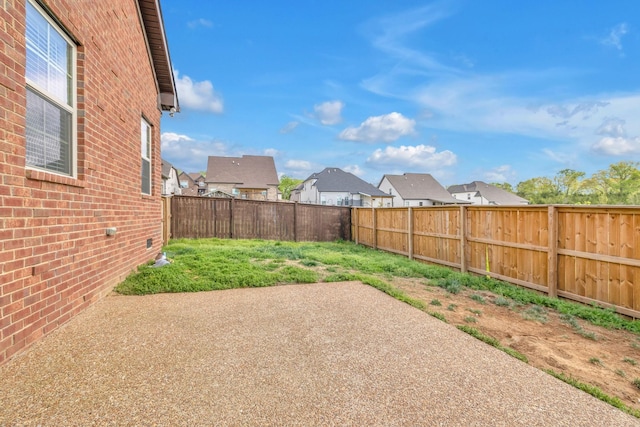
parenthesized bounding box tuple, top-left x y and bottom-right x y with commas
(161, 159, 181, 196)
(448, 181, 529, 205)
(293, 168, 393, 207)
(0, 0, 178, 365)
(178, 171, 206, 195)
(205, 155, 280, 201)
(178, 171, 195, 189)
(378, 173, 463, 207)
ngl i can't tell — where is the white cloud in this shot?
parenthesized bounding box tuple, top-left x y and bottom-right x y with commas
(280, 121, 299, 133)
(187, 18, 213, 29)
(483, 165, 516, 183)
(285, 159, 312, 170)
(339, 112, 416, 143)
(542, 148, 575, 165)
(360, 5, 640, 169)
(343, 164, 365, 177)
(161, 132, 227, 172)
(313, 100, 344, 125)
(366, 144, 456, 169)
(546, 102, 609, 121)
(591, 116, 640, 155)
(161, 132, 194, 145)
(174, 70, 224, 113)
(596, 117, 626, 137)
(600, 23, 628, 51)
(263, 148, 280, 157)
(592, 136, 640, 155)
(283, 159, 315, 179)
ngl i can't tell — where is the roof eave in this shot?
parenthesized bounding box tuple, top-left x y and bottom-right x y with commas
(137, 0, 179, 113)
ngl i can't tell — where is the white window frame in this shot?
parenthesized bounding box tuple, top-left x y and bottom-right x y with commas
(141, 118, 152, 195)
(25, 0, 77, 177)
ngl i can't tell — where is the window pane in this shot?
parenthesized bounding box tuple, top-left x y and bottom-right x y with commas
(26, 2, 71, 106)
(26, 89, 71, 175)
(141, 159, 150, 194)
(141, 119, 151, 194)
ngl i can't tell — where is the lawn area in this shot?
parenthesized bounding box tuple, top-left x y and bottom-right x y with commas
(117, 238, 638, 332)
(116, 238, 454, 308)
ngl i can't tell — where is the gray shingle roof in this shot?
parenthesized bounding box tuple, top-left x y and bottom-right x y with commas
(308, 168, 391, 197)
(161, 159, 173, 178)
(206, 155, 279, 189)
(382, 173, 460, 204)
(447, 181, 529, 205)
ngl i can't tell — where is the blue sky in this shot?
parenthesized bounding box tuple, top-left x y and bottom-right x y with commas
(159, 0, 640, 187)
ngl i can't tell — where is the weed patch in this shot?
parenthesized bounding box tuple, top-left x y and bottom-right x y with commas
(545, 370, 640, 418)
(457, 325, 528, 363)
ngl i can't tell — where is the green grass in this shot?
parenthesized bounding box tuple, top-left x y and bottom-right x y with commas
(545, 369, 640, 419)
(117, 240, 437, 311)
(521, 305, 548, 323)
(623, 357, 637, 366)
(559, 314, 598, 340)
(428, 311, 447, 322)
(493, 296, 512, 308)
(588, 357, 603, 366)
(463, 316, 477, 323)
(118, 238, 640, 338)
(457, 325, 528, 363)
(430, 299, 442, 306)
(470, 294, 486, 304)
(435, 272, 640, 335)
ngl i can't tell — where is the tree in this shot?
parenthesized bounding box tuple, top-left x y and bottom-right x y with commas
(491, 182, 514, 193)
(586, 161, 640, 205)
(553, 169, 586, 204)
(516, 177, 557, 204)
(278, 175, 303, 200)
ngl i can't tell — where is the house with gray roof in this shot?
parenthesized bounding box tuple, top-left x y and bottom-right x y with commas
(378, 173, 462, 207)
(161, 159, 181, 196)
(205, 155, 279, 201)
(292, 167, 393, 207)
(448, 181, 529, 205)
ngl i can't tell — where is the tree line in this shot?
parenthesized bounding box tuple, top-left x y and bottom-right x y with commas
(493, 161, 640, 205)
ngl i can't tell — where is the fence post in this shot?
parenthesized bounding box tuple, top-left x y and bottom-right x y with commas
(230, 198, 235, 239)
(372, 207, 377, 250)
(354, 208, 359, 245)
(547, 205, 558, 298)
(460, 205, 467, 273)
(212, 198, 217, 238)
(293, 202, 298, 242)
(408, 207, 413, 260)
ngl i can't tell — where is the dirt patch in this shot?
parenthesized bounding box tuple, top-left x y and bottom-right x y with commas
(391, 278, 640, 412)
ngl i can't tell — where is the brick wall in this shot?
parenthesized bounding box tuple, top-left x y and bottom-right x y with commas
(0, 0, 166, 364)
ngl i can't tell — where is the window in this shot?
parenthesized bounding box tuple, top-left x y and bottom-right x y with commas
(25, 0, 76, 176)
(180, 180, 188, 188)
(141, 118, 151, 194)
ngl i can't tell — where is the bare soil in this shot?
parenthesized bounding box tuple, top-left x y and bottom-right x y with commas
(391, 277, 640, 413)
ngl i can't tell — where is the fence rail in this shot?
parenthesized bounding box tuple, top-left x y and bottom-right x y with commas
(353, 205, 640, 318)
(165, 196, 351, 242)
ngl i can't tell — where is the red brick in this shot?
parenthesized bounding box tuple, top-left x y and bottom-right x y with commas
(0, 0, 167, 366)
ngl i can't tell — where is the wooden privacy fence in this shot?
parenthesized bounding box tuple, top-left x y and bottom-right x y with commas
(165, 196, 351, 242)
(353, 205, 640, 318)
